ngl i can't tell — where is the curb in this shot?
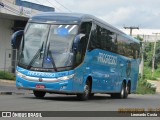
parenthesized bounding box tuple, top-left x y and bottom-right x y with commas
(0, 91, 28, 95)
(0, 92, 12, 95)
(0, 79, 15, 84)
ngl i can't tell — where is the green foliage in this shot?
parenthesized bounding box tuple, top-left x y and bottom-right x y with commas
(142, 41, 160, 80)
(135, 76, 156, 94)
(143, 63, 160, 80)
(0, 71, 15, 80)
(148, 41, 160, 69)
(135, 35, 143, 41)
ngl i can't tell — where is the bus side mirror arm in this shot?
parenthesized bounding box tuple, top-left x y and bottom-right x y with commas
(73, 33, 85, 50)
(11, 30, 24, 49)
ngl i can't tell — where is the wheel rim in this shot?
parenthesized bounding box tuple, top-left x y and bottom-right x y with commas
(84, 85, 89, 96)
(121, 85, 124, 97)
(126, 86, 129, 94)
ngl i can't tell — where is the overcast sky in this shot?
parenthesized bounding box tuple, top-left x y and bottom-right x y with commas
(23, 0, 160, 29)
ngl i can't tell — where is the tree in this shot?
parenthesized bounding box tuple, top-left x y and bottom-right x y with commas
(134, 35, 143, 41)
(148, 41, 160, 69)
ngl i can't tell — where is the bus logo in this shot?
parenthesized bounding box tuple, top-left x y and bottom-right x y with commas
(39, 78, 43, 82)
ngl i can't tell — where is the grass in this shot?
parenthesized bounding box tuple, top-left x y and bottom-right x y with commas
(135, 77, 156, 94)
(0, 70, 15, 80)
(143, 65, 160, 80)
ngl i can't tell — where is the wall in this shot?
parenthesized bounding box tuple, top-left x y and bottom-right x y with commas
(0, 19, 13, 71)
(15, 0, 55, 12)
(0, 0, 55, 72)
(0, 0, 39, 17)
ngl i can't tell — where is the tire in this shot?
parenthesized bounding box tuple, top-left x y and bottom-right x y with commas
(111, 82, 128, 99)
(33, 90, 46, 98)
(124, 84, 129, 98)
(89, 93, 94, 98)
(111, 93, 118, 98)
(77, 80, 91, 101)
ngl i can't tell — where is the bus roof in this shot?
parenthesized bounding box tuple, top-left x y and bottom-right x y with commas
(30, 12, 140, 44)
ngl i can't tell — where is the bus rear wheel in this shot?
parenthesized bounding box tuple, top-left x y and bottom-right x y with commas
(77, 80, 91, 101)
(33, 90, 46, 98)
(111, 83, 128, 99)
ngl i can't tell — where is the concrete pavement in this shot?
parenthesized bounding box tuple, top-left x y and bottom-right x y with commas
(0, 79, 31, 95)
(148, 80, 160, 93)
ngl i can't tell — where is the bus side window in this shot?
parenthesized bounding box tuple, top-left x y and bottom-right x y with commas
(75, 22, 92, 65)
(89, 24, 118, 53)
(88, 24, 98, 50)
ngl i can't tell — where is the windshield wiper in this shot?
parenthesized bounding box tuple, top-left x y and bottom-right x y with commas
(27, 42, 44, 69)
(47, 50, 57, 71)
(46, 42, 57, 71)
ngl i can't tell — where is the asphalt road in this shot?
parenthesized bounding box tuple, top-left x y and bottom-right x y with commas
(0, 81, 160, 119)
(0, 93, 160, 111)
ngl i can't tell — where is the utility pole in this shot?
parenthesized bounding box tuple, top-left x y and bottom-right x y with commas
(152, 33, 160, 78)
(124, 26, 139, 36)
(139, 35, 149, 79)
(140, 35, 145, 79)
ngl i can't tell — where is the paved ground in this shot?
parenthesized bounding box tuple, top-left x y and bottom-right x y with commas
(0, 93, 160, 119)
(148, 80, 160, 93)
(0, 79, 160, 119)
(0, 93, 160, 111)
(0, 80, 31, 95)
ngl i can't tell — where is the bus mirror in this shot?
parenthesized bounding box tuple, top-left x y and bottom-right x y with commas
(73, 33, 85, 50)
(11, 30, 23, 49)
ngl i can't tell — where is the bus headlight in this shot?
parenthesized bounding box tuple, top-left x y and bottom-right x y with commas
(58, 74, 75, 81)
(16, 70, 74, 82)
(16, 71, 26, 78)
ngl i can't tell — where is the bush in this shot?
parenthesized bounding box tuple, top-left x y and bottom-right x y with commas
(135, 75, 156, 94)
(143, 65, 160, 80)
(135, 84, 156, 94)
(0, 71, 15, 80)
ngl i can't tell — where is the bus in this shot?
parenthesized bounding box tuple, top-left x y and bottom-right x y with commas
(11, 13, 140, 100)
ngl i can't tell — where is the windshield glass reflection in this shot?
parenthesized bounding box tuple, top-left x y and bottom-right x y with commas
(44, 25, 78, 68)
(19, 23, 78, 70)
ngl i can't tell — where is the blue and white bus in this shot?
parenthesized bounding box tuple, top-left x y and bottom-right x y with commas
(12, 13, 140, 100)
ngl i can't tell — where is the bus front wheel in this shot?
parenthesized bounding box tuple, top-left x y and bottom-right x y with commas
(33, 90, 46, 98)
(77, 80, 91, 101)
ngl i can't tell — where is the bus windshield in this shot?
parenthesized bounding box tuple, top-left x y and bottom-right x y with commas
(19, 23, 78, 70)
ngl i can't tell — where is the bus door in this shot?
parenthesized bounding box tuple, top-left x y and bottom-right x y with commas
(73, 22, 92, 92)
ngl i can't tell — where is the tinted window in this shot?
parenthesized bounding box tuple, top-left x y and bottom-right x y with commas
(75, 22, 92, 65)
(117, 35, 140, 59)
(89, 24, 117, 53)
(88, 23, 140, 59)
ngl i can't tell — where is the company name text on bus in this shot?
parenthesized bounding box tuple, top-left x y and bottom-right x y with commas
(98, 53, 117, 65)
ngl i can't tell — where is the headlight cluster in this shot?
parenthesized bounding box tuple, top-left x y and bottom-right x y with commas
(16, 71, 74, 82)
(16, 71, 26, 78)
(58, 74, 75, 81)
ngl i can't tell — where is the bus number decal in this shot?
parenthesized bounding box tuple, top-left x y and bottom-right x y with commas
(98, 53, 117, 65)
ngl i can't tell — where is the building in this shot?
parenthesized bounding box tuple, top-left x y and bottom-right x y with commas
(0, 0, 54, 72)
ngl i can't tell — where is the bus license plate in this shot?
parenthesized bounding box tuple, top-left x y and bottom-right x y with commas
(36, 84, 45, 89)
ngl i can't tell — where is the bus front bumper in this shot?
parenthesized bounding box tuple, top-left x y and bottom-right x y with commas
(16, 73, 77, 94)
